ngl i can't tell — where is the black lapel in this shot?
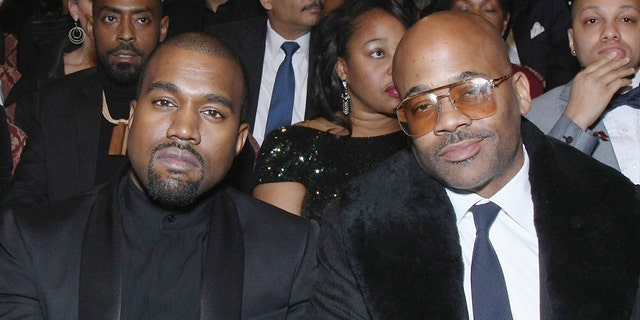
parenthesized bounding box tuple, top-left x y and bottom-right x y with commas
(200, 190, 244, 320)
(78, 182, 122, 320)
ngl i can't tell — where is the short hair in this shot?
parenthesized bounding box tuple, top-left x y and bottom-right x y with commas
(137, 32, 250, 119)
(310, 0, 415, 133)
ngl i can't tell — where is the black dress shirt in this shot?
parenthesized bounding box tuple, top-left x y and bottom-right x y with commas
(119, 175, 213, 319)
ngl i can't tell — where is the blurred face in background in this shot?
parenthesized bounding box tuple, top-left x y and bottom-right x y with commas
(335, 8, 407, 116)
(450, 0, 509, 36)
(88, 0, 168, 84)
(260, 0, 324, 39)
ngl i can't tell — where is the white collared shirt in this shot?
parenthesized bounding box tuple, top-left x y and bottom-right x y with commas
(446, 146, 540, 320)
(253, 21, 310, 145)
(602, 74, 640, 184)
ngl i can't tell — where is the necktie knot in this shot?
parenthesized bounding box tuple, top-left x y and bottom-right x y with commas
(608, 85, 640, 110)
(471, 201, 500, 234)
(281, 42, 299, 57)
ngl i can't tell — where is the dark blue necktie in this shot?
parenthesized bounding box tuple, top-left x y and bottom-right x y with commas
(265, 41, 299, 135)
(608, 86, 640, 111)
(470, 202, 513, 320)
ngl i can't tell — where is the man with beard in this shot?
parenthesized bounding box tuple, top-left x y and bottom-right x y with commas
(3, 0, 168, 210)
(308, 12, 640, 319)
(0, 32, 318, 319)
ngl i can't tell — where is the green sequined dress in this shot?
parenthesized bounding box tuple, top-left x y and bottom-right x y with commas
(253, 125, 410, 223)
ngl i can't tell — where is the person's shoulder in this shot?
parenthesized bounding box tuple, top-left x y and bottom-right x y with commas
(224, 187, 316, 231)
(260, 124, 332, 154)
(38, 67, 98, 98)
(3, 185, 103, 237)
(322, 149, 445, 224)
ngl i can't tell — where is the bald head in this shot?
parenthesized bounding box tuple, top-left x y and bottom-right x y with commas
(393, 11, 511, 97)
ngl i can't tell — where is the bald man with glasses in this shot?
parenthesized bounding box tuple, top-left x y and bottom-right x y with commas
(307, 11, 640, 320)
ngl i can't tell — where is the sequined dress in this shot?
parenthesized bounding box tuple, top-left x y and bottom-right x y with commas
(253, 125, 409, 222)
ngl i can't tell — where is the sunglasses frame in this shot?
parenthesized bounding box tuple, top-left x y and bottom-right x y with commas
(395, 73, 514, 137)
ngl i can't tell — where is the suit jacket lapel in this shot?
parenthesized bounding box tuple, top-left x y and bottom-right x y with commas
(200, 190, 244, 320)
(78, 182, 122, 320)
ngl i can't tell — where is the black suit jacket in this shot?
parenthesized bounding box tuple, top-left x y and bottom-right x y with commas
(0, 174, 318, 319)
(206, 17, 317, 132)
(5, 68, 108, 210)
(309, 119, 640, 319)
(510, 0, 580, 89)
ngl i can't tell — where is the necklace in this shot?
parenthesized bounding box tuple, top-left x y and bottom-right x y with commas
(102, 91, 129, 156)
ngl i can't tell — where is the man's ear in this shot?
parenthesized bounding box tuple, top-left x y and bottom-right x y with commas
(235, 123, 250, 156)
(259, 0, 272, 11)
(86, 13, 95, 42)
(159, 16, 169, 42)
(512, 71, 532, 115)
(567, 28, 575, 55)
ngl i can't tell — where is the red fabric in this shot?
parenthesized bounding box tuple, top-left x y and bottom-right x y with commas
(0, 66, 26, 173)
(3, 33, 18, 69)
(5, 103, 27, 173)
(0, 65, 20, 101)
(512, 63, 545, 99)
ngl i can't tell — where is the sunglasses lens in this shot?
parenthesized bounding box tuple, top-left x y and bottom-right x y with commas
(449, 79, 497, 119)
(396, 77, 500, 137)
(396, 94, 439, 137)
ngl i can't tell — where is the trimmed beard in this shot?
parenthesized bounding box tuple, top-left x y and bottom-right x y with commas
(99, 43, 147, 85)
(146, 143, 205, 208)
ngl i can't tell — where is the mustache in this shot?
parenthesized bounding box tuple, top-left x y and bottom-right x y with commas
(106, 42, 145, 57)
(302, 1, 323, 10)
(150, 141, 205, 168)
(435, 130, 492, 154)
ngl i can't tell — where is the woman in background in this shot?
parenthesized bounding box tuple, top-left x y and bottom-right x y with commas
(252, 0, 414, 222)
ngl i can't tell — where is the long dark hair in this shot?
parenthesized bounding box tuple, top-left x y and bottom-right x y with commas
(309, 0, 414, 133)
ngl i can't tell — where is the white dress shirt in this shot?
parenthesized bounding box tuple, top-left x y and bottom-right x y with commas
(446, 146, 540, 320)
(253, 21, 310, 145)
(603, 75, 640, 184)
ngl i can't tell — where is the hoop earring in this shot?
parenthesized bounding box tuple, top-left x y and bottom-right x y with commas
(68, 20, 86, 45)
(341, 80, 351, 116)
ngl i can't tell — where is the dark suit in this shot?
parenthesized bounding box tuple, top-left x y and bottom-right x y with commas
(309, 119, 640, 319)
(510, 0, 581, 90)
(0, 173, 318, 319)
(4, 68, 110, 210)
(206, 17, 317, 132)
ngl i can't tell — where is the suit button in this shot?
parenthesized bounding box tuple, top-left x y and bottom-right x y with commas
(167, 215, 176, 223)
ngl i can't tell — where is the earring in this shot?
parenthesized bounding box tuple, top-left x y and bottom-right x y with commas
(68, 20, 86, 45)
(570, 49, 576, 56)
(341, 80, 351, 116)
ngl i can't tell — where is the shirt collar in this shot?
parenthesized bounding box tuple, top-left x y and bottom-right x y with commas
(446, 145, 536, 236)
(265, 20, 310, 58)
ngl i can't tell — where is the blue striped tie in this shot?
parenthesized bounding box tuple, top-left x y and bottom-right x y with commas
(265, 41, 299, 135)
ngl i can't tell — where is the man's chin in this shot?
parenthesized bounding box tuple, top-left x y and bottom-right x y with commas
(106, 63, 141, 85)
